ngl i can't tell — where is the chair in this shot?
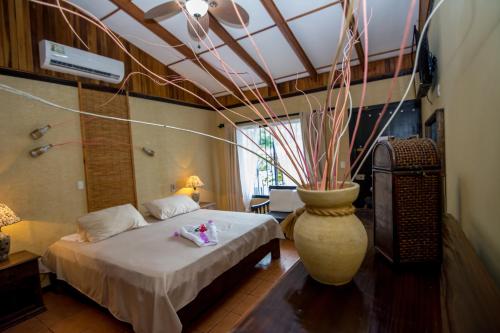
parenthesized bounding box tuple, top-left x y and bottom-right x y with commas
(250, 186, 301, 223)
(250, 195, 270, 214)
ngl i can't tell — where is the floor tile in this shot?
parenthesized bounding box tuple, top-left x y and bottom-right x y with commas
(3, 318, 50, 333)
(231, 294, 263, 316)
(208, 312, 241, 333)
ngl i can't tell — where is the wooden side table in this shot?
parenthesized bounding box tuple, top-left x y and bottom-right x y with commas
(199, 202, 216, 210)
(0, 251, 45, 331)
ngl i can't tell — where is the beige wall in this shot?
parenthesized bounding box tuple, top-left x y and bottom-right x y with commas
(0, 75, 219, 255)
(128, 97, 217, 213)
(0, 75, 87, 255)
(421, 1, 500, 284)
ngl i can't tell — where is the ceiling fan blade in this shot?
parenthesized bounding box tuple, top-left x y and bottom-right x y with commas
(144, 1, 183, 20)
(187, 14, 209, 41)
(209, 0, 249, 28)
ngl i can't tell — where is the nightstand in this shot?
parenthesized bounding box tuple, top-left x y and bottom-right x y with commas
(0, 251, 45, 331)
(199, 202, 216, 210)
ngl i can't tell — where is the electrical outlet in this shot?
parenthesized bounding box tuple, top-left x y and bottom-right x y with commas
(77, 180, 85, 190)
(170, 184, 176, 192)
(355, 174, 366, 181)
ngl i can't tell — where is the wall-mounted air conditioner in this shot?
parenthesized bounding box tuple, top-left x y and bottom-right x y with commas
(39, 39, 124, 84)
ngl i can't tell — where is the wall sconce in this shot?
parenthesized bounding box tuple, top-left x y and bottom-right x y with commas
(30, 125, 51, 140)
(142, 147, 155, 157)
(218, 123, 225, 129)
(29, 144, 53, 157)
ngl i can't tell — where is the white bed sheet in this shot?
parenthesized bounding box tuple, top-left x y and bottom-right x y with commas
(42, 209, 283, 333)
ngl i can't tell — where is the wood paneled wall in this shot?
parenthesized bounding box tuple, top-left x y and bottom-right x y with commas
(79, 86, 137, 212)
(0, 0, 213, 106)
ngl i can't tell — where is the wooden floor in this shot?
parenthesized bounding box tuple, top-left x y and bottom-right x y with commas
(4, 240, 299, 333)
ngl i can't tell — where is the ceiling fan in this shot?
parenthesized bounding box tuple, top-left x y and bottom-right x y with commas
(144, 0, 250, 42)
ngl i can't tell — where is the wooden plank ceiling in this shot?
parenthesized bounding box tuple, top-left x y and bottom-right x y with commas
(1, 0, 421, 107)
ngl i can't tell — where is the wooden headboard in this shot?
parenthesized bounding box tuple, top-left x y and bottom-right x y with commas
(78, 85, 137, 212)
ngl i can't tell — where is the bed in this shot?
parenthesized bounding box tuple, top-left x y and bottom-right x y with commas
(43, 208, 284, 333)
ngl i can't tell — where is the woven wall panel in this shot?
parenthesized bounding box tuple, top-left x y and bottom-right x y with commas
(79, 87, 137, 212)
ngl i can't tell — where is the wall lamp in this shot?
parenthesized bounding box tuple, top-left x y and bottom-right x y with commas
(30, 125, 51, 140)
(29, 144, 53, 157)
(142, 147, 155, 157)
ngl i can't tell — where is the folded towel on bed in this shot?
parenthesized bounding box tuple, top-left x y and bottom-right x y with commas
(180, 221, 218, 247)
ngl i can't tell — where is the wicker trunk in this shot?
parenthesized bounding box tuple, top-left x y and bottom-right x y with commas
(373, 138, 442, 264)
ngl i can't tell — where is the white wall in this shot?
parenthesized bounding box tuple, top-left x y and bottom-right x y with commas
(422, 0, 500, 284)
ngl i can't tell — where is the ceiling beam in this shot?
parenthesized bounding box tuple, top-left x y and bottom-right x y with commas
(260, 0, 318, 78)
(208, 13, 274, 87)
(108, 0, 241, 95)
(341, 0, 366, 69)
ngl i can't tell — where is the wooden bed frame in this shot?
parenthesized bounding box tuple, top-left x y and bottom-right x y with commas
(49, 238, 280, 329)
(178, 238, 280, 326)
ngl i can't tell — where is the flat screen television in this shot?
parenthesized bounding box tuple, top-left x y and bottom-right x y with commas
(413, 25, 437, 98)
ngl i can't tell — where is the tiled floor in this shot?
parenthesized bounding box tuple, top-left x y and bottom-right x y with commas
(4, 240, 299, 333)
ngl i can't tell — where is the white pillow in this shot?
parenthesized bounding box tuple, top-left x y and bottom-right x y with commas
(77, 204, 148, 242)
(269, 189, 304, 212)
(143, 195, 200, 220)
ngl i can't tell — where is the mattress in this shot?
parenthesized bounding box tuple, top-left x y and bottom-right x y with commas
(43, 209, 283, 333)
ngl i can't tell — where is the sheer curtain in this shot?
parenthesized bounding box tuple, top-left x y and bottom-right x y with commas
(237, 119, 305, 210)
(237, 126, 259, 210)
(271, 118, 304, 185)
(215, 120, 245, 212)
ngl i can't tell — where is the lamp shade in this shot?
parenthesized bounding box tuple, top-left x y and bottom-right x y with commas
(186, 0, 209, 17)
(186, 175, 204, 189)
(0, 203, 20, 228)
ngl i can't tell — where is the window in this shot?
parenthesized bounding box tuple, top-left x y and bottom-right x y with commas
(237, 118, 303, 198)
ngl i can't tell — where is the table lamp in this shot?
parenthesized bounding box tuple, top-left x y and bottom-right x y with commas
(186, 175, 204, 203)
(0, 203, 20, 261)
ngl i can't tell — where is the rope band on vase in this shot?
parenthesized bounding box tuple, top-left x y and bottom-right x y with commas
(305, 205, 356, 217)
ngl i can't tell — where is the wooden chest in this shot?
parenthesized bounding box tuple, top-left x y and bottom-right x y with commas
(372, 138, 442, 264)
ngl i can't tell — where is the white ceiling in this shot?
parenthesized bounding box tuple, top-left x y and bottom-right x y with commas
(288, 4, 349, 69)
(67, 0, 419, 96)
(356, 0, 419, 61)
(238, 27, 306, 79)
(223, 0, 275, 39)
(67, 0, 117, 19)
(103, 10, 185, 65)
(200, 45, 261, 88)
(169, 59, 226, 93)
(273, 0, 335, 20)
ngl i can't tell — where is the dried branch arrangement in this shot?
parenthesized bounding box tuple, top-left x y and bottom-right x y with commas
(2, 0, 446, 191)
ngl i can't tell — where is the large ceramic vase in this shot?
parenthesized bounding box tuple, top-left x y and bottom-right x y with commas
(294, 182, 368, 285)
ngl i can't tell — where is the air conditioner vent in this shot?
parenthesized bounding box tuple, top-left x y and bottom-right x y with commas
(49, 59, 121, 80)
(39, 40, 124, 84)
